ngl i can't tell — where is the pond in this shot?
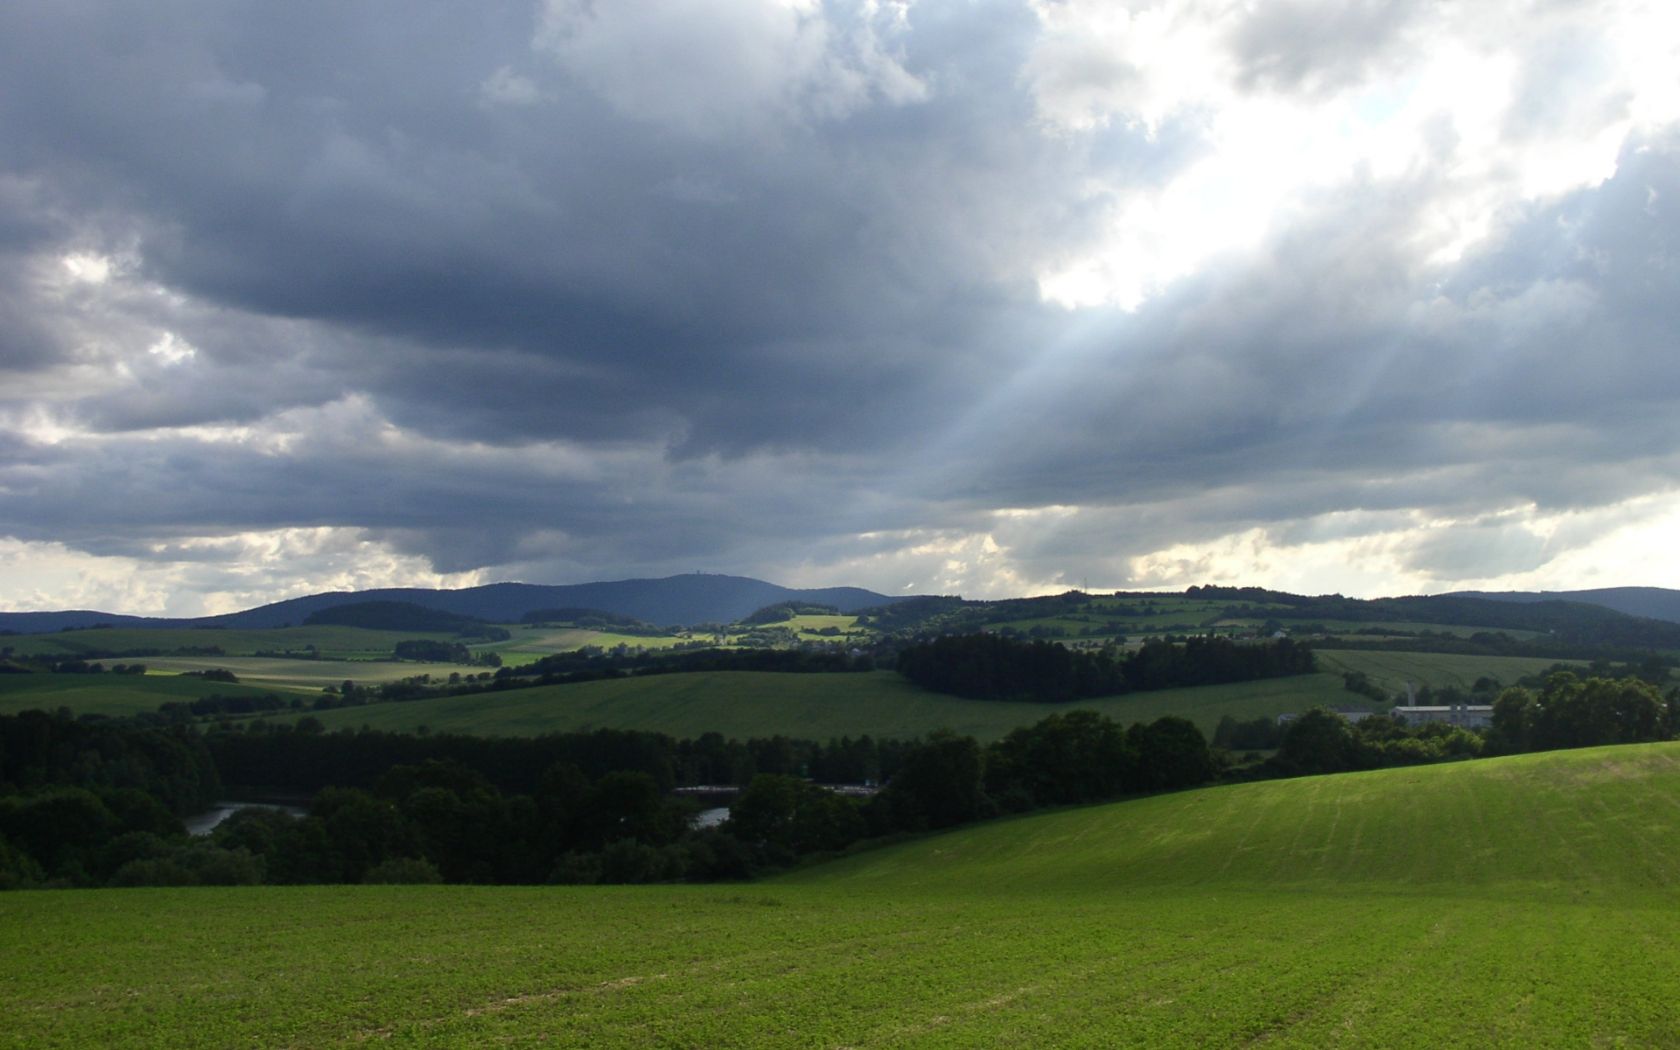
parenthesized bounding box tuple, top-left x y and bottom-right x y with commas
(184, 800, 309, 837)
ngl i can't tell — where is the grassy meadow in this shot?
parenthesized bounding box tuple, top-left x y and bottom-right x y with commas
(7, 742, 1680, 1047)
(0, 673, 291, 717)
(291, 669, 1359, 741)
(3, 644, 1596, 735)
(141, 656, 479, 692)
(1314, 649, 1584, 693)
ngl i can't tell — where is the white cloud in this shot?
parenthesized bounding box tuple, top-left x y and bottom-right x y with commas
(479, 66, 547, 107)
(1027, 0, 1680, 308)
(0, 530, 486, 618)
(535, 0, 924, 135)
(1117, 493, 1680, 596)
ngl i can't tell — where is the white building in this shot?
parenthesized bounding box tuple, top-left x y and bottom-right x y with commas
(1391, 704, 1493, 729)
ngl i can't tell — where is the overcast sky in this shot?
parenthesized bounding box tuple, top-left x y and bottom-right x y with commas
(3, 0, 1679, 615)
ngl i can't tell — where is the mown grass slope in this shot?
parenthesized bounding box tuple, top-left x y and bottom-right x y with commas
(1314, 649, 1584, 694)
(143, 655, 478, 693)
(7, 744, 1680, 1048)
(0, 673, 291, 717)
(296, 669, 1356, 740)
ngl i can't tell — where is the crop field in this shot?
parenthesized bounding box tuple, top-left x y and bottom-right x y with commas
(1, 625, 461, 659)
(136, 656, 479, 693)
(0, 673, 292, 717)
(485, 625, 692, 661)
(780, 614, 866, 639)
(290, 669, 1356, 741)
(7, 743, 1680, 1047)
(1314, 650, 1587, 693)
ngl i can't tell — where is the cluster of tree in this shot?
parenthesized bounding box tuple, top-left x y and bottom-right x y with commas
(1211, 714, 1283, 751)
(896, 634, 1314, 702)
(850, 596, 967, 633)
(303, 674, 503, 711)
(740, 602, 841, 625)
(0, 788, 260, 889)
(519, 645, 874, 681)
(1340, 670, 1389, 702)
(897, 634, 1124, 701)
(0, 705, 1221, 888)
(390, 639, 502, 667)
(1183, 586, 1680, 656)
(518, 608, 666, 635)
(1123, 636, 1315, 689)
(34, 659, 149, 675)
(1260, 710, 1486, 776)
(732, 712, 1218, 866)
(0, 711, 225, 887)
(1225, 674, 1680, 781)
(1335, 657, 1663, 711)
(158, 693, 295, 720)
(0, 711, 220, 813)
(1489, 673, 1676, 753)
(199, 762, 756, 886)
(202, 723, 917, 798)
(182, 667, 240, 683)
(851, 584, 1679, 662)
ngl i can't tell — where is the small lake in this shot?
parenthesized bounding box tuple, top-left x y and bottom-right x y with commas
(185, 800, 309, 837)
(693, 806, 730, 829)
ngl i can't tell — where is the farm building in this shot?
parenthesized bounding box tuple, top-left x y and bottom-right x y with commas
(1391, 704, 1493, 729)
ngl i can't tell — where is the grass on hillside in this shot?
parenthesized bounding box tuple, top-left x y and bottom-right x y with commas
(1314, 650, 1583, 694)
(0, 673, 292, 717)
(138, 656, 483, 695)
(14, 647, 1579, 735)
(7, 743, 1680, 1048)
(293, 669, 1358, 741)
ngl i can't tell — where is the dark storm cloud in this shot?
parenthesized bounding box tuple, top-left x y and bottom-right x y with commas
(0, 0, 1677, 597)
(0, 0, 1075, 455)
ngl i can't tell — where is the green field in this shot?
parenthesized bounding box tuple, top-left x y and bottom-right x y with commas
(0, 673, 292, 717)
(14, 646, 1584, 734)
(7, 742, 1680, 1047)
(292, 669, 1357, 740)
(142, 656, 481, 693)
(1315, 650, 1585, 694)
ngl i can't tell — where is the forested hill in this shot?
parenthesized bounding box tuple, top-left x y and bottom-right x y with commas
(1451, 587, 1680, 625)
(0, 575, 898, 634)
(1183, 586, 1680, 651)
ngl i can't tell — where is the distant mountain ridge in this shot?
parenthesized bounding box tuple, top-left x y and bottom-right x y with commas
(1448, 587, 1680, 625)
(0, 575, 899, 634)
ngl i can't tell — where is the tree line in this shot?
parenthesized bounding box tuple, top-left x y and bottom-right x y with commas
(896, 634, 1315, 702)
(1218, 672, 1676, 778)
(0, 707, 1219, 889)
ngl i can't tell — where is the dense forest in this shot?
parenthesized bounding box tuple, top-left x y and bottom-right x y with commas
(2, 669, 1674, 890)
(0, 709, 1219, 889)
(896, 634, 1315, 702)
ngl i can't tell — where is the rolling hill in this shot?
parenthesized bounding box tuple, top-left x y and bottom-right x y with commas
(1454, 585, 1680, 624)
(6, 742, 1680, 1047)
(0, 574, 899, 634)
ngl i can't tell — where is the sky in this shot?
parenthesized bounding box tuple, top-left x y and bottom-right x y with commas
(2, 0, 1680, 616)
